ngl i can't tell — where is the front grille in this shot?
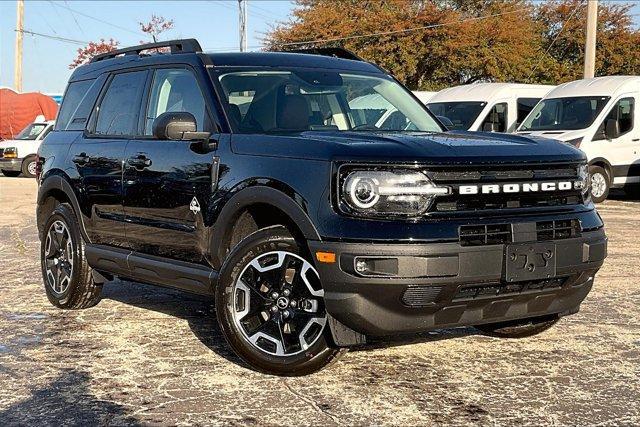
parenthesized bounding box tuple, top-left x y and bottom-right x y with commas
(453, 277, 567, 301)
(537, 219, 581, 240)
(402, 286, 443, 306)
(427, 163, 584, 214)
(459, 224, 511, 246)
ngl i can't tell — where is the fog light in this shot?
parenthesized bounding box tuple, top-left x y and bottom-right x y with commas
(353, 257, 398, 277)
(355, 260, 368, 273)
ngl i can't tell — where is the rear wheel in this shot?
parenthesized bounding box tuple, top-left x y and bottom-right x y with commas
(589, 165, 610, 203)
(216, 226, 344, 375)
(22, 156, 37, 178)
(475, 315, 559, 338)
(41, 203, 102, 309)
(1, 170, 21, 177)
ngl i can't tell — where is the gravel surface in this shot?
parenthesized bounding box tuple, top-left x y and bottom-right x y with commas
(0, 176, 638, 426)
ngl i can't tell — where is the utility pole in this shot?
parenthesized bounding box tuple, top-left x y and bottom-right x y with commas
(238, 0, 247, 52)
(14, 0, 24, 92)
(583, 0, 598, 79)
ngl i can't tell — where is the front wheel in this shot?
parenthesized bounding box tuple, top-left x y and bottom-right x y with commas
(475, 315, 559, 338)
(589, 165, 610, 203)
(22, 156, 37, 178)
(215, 226, 344, 376)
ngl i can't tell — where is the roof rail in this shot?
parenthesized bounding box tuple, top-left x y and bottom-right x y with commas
(284, 47, 364, 62)
(90, 38, 203, 63)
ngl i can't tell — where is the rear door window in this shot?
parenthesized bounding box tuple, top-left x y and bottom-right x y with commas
(94, 71, 147, 136)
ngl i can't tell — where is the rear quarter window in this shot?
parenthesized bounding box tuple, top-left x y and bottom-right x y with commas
(55, 80, 93, 131)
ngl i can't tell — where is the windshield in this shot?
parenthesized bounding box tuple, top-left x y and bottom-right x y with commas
(519, 96, 610, 131)
(217, 70, 442, 133)
(426, 102, 486, 130)
(16, 123, 47, 140)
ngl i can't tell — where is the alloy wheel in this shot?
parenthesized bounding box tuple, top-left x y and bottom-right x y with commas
(590, 172, 607, 199)
(27, 161, 37, 176)
(231, 251, 327, 357)
(44, 220, 74, 294)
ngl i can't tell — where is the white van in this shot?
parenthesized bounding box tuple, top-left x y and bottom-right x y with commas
(412, 91, 437, 104)
(517, 76, 640, 202)
(426, 83, 555, 132)
(0, 117, 54, 178)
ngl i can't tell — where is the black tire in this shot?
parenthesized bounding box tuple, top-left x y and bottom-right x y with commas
(1, 170, 21, 177)
(589, 165, 610, 203)
(215, 226, 345, 376)
(21, 155, 37, 178)
(475, 315, 559, 338)
(40, 203, 102, 309)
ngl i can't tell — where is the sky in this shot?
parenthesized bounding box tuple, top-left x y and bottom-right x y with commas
(0, 0, 295, 93)
(0, 1, 639, 94)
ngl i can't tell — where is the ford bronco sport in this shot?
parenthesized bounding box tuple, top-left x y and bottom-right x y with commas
(37, 39, 607, 376)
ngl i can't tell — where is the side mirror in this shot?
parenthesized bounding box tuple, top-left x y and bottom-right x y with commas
(605, 119, 620, 140)
(152, 112, 211, 141)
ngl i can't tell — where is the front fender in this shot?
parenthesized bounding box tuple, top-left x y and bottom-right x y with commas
(209, 183, 321, 267)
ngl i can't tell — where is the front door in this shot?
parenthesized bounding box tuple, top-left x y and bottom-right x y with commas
(122, 67, 218, 263)
(73, 70, 147, 246)
(590, 95, 640, 186)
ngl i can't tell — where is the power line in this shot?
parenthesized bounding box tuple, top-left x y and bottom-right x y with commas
(269, 7, 533, 48)
(48, 1, 143, 36)
(16, 29, 88, 46)
(527, 0, 583, 82)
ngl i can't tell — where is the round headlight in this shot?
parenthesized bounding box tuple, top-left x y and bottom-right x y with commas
(349, 177, 379, 208)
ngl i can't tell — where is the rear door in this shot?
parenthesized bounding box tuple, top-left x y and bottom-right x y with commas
(122, 66, 218, 263)
(73, 70, 147, 246)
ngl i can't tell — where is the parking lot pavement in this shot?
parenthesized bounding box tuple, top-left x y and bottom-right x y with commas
(0, 175, 638, 425)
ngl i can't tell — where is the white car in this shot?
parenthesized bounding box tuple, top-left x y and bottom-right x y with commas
(426, 83, 555, 132)
(517, 76, 640, 202)
(0, 118, 54, 178)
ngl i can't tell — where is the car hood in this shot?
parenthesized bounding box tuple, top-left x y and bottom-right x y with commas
(0, 139, 22, 148)
(232, 130, 586, 164)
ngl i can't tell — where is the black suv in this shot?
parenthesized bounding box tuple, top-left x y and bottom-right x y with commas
(37, 39, 607, 375)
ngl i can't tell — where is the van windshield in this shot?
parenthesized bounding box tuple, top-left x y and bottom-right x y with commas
(519, 96, 610, 131)
(16, 123, 47, 140)
(426, 102, 486, 130)
(217, 70, 442, 133)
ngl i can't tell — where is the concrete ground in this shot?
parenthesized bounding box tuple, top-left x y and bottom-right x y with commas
(0, 175, 638, 426)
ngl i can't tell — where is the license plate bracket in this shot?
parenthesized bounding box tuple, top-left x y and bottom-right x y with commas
(505, 242, 556, 282)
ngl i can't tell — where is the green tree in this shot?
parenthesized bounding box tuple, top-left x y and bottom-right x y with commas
(265, 0, 640, 89)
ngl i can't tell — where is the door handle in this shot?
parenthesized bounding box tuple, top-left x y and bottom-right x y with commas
(72, 153, 90, 166)
(127, 154, 152, 169)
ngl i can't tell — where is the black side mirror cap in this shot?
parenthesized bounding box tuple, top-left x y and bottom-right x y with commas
(605, 118, 620, 140)
(152, 111, 210, 141)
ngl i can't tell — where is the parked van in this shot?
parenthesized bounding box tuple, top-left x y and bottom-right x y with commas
(0, 117, 54, 177)
(426, 83, 555, 132)
(517, 76, 640, 202)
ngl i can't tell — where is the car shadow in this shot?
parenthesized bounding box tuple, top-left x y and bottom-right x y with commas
(100, 279, 481, 363)
(0, 369, 140, 425)
(100, 279, 247, 368)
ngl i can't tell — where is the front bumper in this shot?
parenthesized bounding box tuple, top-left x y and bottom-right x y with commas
(0, 158, 22, 172)
(309, 228, 606, 337)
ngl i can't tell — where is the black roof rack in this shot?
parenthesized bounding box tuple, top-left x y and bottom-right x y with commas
(90, 38, 203, 63)
(283, 47, 364, 62)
